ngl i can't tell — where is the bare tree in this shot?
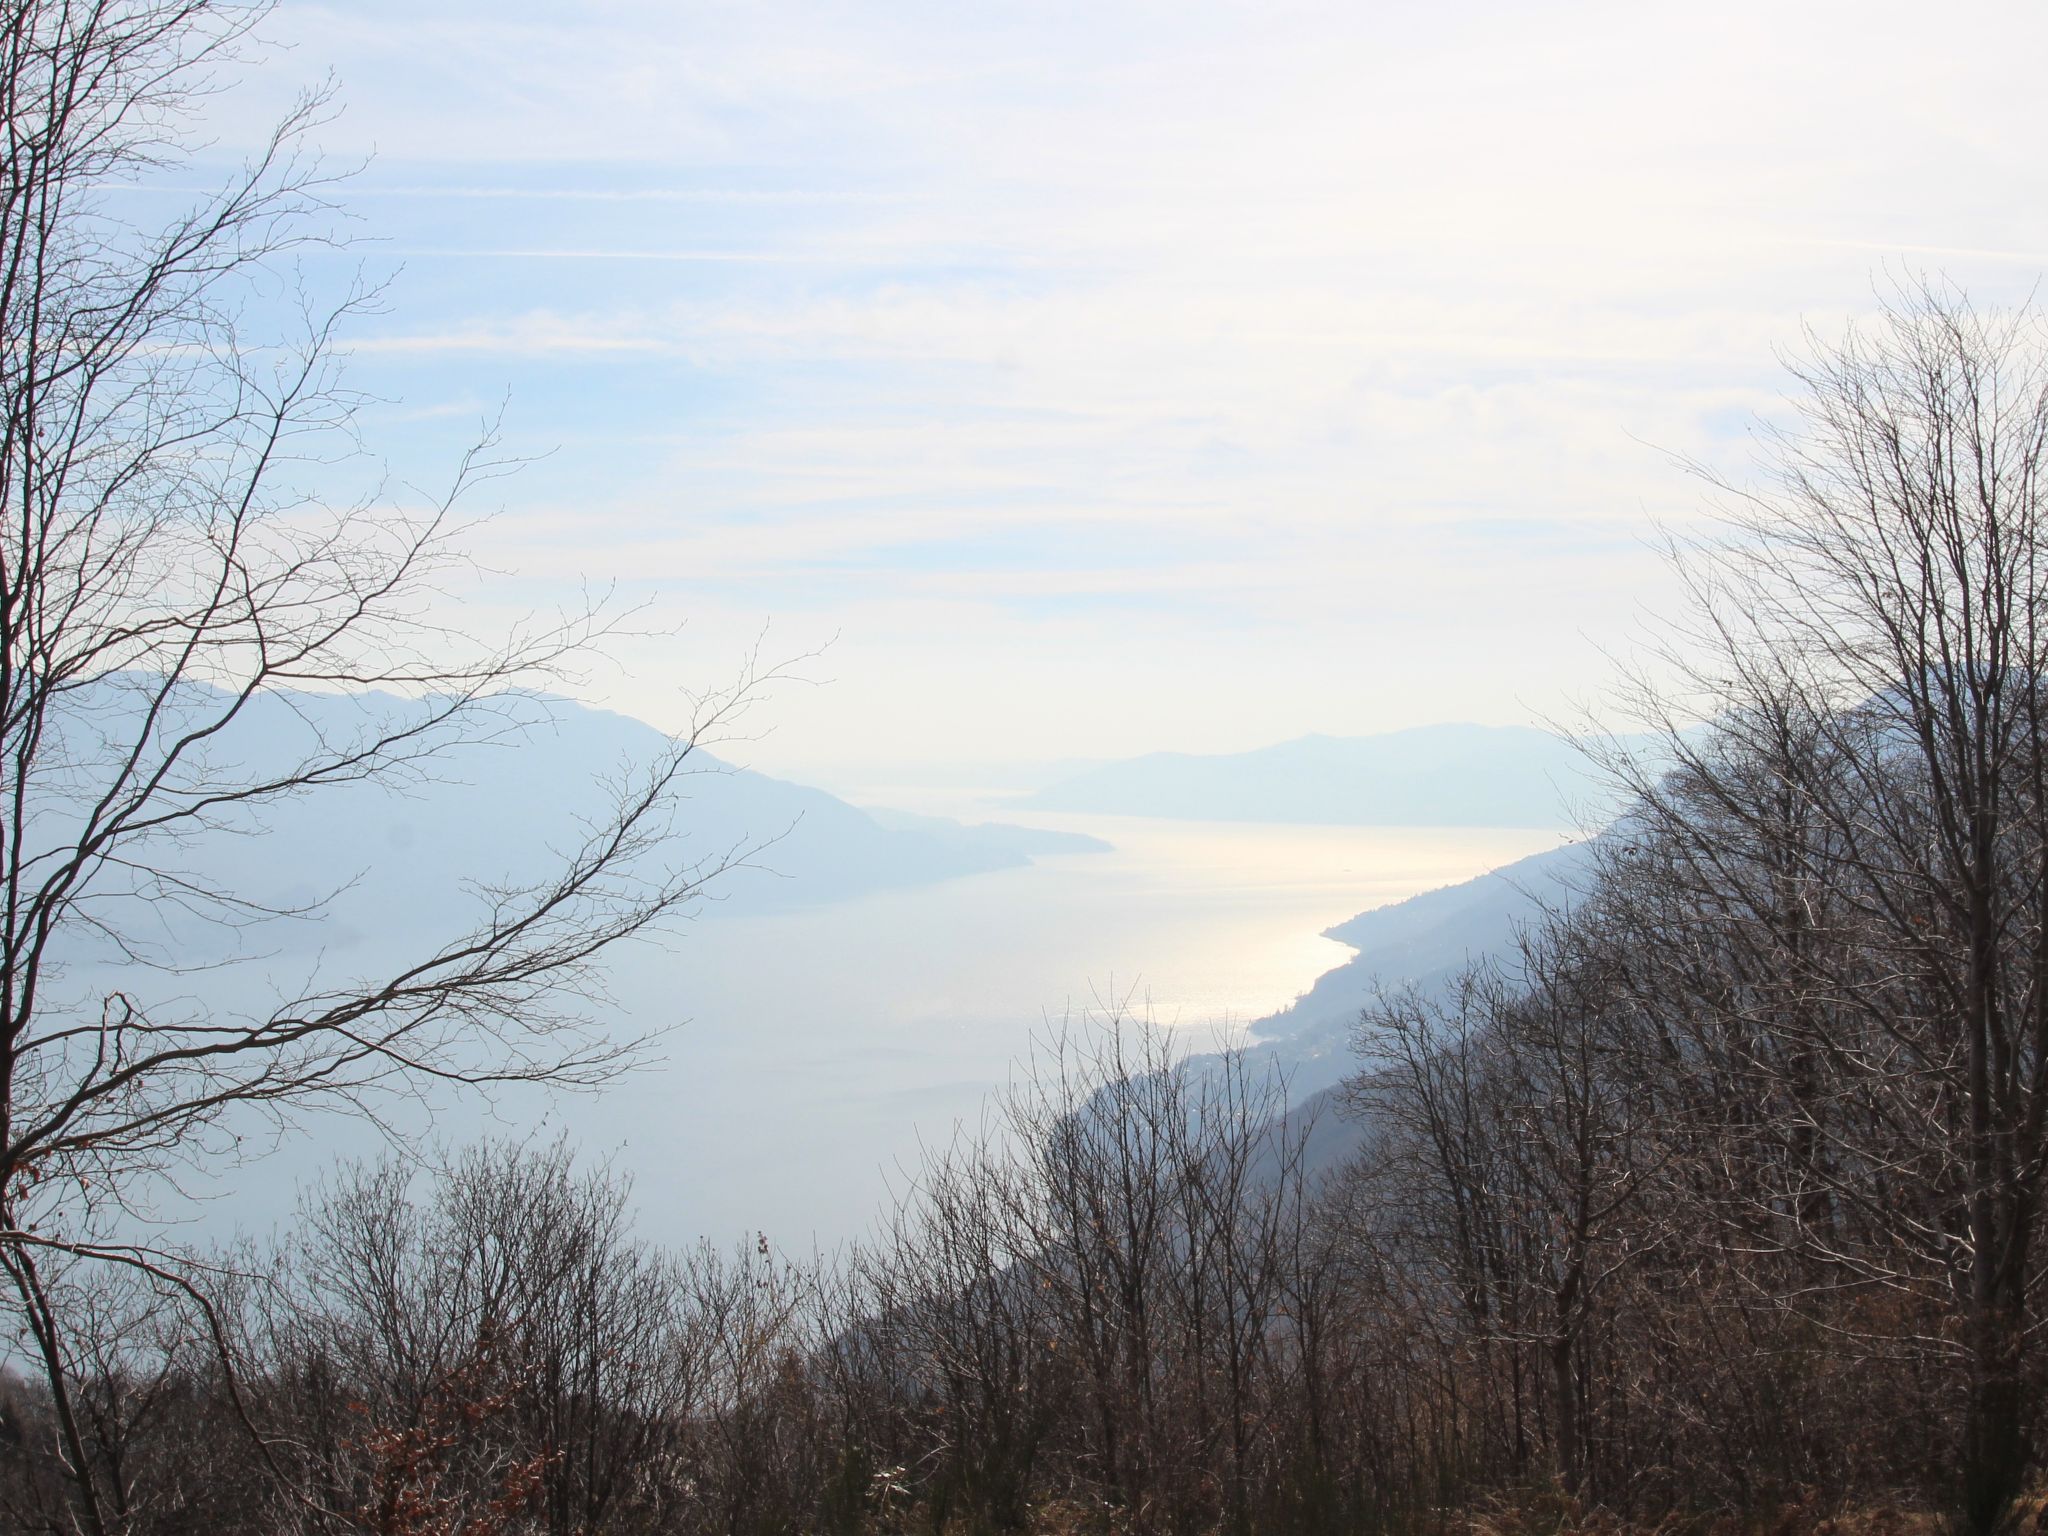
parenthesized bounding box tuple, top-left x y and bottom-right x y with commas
(853, 1131, 1062, 1533)
(1347, 971, 1538, 1483)
(256, 1142, 724, 1536)
(0, 4, 772, 1528)
(1600, 280, 2048, 1531)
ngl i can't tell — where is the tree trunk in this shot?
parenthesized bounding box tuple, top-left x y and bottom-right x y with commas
(1550, 1333, 1579, 1496)
(1959, 1287, 2028, 1534)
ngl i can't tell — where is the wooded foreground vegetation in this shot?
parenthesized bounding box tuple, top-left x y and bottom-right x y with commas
(11, 789, 2048, 1536)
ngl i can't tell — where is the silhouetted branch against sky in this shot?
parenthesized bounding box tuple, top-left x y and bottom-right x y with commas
(0, 9, 797, 1522)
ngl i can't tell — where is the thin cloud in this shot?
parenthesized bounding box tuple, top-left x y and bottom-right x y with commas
(352, 185, 904, 204)
(225, 0, 2048, 774)
(387, 246, 827, 263)
(1793, 237, 2048, 266)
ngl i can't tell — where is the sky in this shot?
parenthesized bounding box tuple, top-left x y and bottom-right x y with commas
(199, 0, 2048, 797)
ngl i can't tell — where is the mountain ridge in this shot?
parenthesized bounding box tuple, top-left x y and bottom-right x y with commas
(1021, 723, 1631, 828)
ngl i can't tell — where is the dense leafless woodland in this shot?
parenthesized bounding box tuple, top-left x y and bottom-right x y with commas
(8, 870, 2048, 1536)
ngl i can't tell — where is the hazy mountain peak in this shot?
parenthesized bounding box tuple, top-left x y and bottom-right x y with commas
(1023, 723, 1632, 829)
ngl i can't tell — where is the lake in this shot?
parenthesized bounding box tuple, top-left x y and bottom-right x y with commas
(547, 810, 1565, 1251)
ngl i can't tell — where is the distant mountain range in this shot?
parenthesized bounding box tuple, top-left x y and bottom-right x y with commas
(56, 684, 1620, 1240)
(1021, 724, 1636, 828)
(50, 681, 1109, 985)
(48, 682, 1120, 1244)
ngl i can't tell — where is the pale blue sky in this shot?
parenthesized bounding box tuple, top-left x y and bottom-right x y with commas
(201, 0, 2048, 794)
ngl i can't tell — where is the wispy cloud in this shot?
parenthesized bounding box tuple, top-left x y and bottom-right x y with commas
(218, 0, 2048, 780)
(385, 247, 830, 263)
(354, 186, 903, 204)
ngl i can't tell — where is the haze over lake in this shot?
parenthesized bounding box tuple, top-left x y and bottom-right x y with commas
(543, 808, 1564, 1248)
(194, 803, 1561, 1252)
(98, 689, 1573, 1253)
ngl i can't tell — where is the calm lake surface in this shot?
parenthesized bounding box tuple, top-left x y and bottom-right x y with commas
(559, 812, 1565, 1250)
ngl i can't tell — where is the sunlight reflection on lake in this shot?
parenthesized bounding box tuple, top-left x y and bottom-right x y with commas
(560, 810, 1564, 1250)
